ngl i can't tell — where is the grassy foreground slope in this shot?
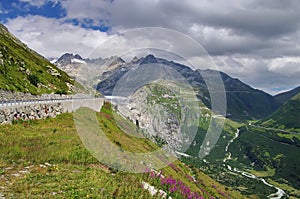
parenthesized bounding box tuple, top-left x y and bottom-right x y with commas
(0, 24, 74, 94)
(0, 102, 244, 198)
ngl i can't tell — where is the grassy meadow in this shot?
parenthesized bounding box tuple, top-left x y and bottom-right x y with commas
(0, 102, 244, 198)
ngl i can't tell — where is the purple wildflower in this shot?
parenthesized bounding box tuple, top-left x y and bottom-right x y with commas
(169, 186, 177, 193)
(168, 163, 177, 170)
(177, 180, 183, 186)
(157, 170, 163, 178)
(188, 192, 197, 199)
(165, 176, 176, 186)
(186, 174, 194, 181)
(145, 167, 150, 173)
(161, 178, 166, 185)
(180, 185, 191, 196)
(150, 171, 155, 178)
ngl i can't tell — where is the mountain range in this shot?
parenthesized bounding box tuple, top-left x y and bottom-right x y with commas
(55, 53, 295, 121)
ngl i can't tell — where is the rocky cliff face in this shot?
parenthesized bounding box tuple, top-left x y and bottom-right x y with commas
(119, 85, 181, 150)
(114, 83, 200, 151)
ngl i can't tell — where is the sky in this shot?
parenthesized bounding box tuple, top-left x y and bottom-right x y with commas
(0, 0, 300, 94)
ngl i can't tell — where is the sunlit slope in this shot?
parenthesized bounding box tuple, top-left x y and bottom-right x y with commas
(0, 23, 74, 94)
(0, 102, 244, 198)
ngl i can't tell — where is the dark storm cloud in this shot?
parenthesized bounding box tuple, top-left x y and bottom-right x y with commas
(194, 1, 300, 38)
(92, 0, 300, 59)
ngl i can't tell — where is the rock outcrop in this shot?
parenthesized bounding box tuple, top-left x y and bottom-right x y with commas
(114, 84, 199, 151)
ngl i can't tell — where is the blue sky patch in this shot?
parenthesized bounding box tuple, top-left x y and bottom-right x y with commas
(0, 0, 66, 23)
(65, 18, 111, 32)
(0, 0, 110, 32)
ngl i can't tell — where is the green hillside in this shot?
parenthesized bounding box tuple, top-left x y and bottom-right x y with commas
(228, 124, 300, 198)
(0, 102, 244, 198)
(0, 24, 74, 95)
(261, 93, 300, 132)
(274, 86, 300, 104)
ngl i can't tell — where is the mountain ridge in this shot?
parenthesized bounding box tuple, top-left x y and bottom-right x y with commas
(54, 52, 281, 121)
(274, 86, 300, 104)
(92, 54, 281, 121)
(260, 92, 300, 132)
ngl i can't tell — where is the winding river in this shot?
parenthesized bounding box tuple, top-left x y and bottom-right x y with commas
(223, 128, 286, 199)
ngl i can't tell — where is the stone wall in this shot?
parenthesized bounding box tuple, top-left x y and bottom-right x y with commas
(0, 89, 73, 102)
(0, 98, 105, 125)
(0, 103, 63, 124)
(0, 89, 105, 124)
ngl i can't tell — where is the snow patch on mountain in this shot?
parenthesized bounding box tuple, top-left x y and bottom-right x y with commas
(50, 59, 57, 64)
(71, 58, 86, 64)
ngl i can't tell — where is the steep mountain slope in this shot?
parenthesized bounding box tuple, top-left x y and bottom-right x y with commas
(96, 54, 280, 121)
(205, 70, 280, 120)
(0, 24, 74, 94)
(274, 86, 300, 104)
(261, 93, 300, 132)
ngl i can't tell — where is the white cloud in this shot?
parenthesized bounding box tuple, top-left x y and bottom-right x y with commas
(212, 56, 300, 94)
(19, 0, 48, 7)
(0, 9, 8, 14)
(5, 15, 110, 58)
(267, 57, 300, 76)
(53, 0, 300, 58)
(60, 0, 110, 21)
(18, 0, 60, 7)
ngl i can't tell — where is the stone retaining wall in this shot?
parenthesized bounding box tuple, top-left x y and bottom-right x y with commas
(0, 103, 63, 124)
(0, 89, 72, 101)
(0, 98, 105, 125)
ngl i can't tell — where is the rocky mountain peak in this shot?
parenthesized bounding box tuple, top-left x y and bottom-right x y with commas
(131, 56, 139, 63)
(108, 56, 125, 67)
(74, 54, 83, 60)
(140, 54, 158, 65)
(57, 53, 84, 65)
(58, 53, 83, 61)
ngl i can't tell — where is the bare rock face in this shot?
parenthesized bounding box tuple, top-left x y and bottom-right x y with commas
(114, 84, 199, 151)
(55, 53, 126, 90)
(133, 88, 182, 150)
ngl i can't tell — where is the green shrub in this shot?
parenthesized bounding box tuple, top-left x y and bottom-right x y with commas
(28, 74, 39, 87)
